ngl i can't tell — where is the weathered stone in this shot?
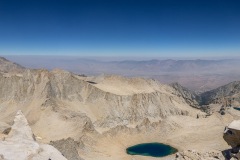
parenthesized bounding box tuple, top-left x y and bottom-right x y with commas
(224, 120, 240, 148)
(50, 137, 84, 160)
(0, 110, 67, 160)
(2, 128, 11, 135)
(175, 150, 224, 160)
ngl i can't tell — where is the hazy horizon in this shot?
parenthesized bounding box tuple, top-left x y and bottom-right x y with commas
(2, 55, 240, 92)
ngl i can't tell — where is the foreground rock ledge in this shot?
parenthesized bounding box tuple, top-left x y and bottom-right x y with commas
(0, 110, 67, 160)
(223, 120, 240, 160)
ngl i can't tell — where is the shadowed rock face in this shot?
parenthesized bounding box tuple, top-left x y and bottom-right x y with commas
(223, 120, 240, 160)
(201, 81, 240, 106)
(50, 138, 84, 160)
(0, 110, 67, 160)
(170, 83, 202, 108)
(172, 81, 240, 108)
(224, 120, 240, 148)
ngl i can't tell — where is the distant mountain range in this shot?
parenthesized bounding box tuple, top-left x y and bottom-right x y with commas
(201, 81, 240, 106)
(2, 55, 240, 107)
(4, 55, 240, 91)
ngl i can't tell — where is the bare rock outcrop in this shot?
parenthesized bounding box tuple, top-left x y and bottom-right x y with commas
(175, 150, 224, 160)
(223, 120, 240, 160)
(170, 82, 201, 108)
(0, 110, 67, 160)
(0, 122, 10, 134)
(224, 120, 240, 148)
(50, 137, 84, 160)
(201, 81, 240, 106)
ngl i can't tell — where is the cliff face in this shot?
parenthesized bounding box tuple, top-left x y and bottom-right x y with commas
(0, 69, 202, 132)
(170, 82, 202, 108)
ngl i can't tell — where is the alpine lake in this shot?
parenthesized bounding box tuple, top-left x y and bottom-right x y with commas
(126, 142, 178, 158)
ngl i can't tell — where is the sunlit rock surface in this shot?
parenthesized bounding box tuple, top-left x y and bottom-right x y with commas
(1, 57, 239, 160)
(0, 110, 67, 160)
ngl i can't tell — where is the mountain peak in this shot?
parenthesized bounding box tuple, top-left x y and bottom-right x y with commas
(0, 110, 67, 160)
(7, 110, 34, 141)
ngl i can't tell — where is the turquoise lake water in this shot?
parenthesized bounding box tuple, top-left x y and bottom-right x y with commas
(234, 107, 240, 111)
(126, 142, 178, 157)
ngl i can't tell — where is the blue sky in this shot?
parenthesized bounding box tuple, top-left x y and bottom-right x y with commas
(0, 0, 240, 57)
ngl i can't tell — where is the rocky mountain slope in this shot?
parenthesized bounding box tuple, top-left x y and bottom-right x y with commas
(0, 110, 66, 160)
(0, 69, 203, 133)
(0, 57, 25, 73)
(0, 57, 239, 160)
(201, 81, 240, 106)
(170, 83, 201, 108)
